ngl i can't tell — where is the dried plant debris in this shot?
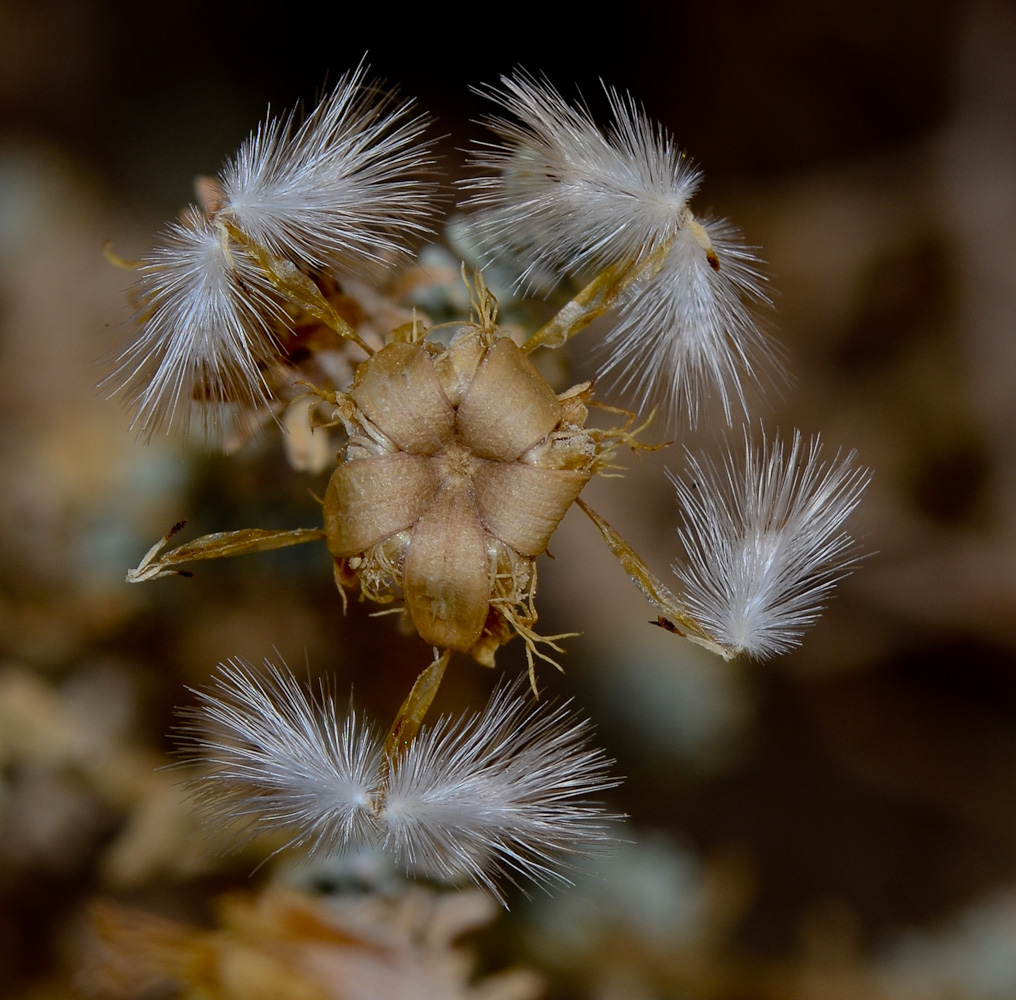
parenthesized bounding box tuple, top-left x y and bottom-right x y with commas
(89, 882, 543, 1000)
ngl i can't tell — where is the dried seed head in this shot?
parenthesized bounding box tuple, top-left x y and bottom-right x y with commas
(324, 316, 607, 665)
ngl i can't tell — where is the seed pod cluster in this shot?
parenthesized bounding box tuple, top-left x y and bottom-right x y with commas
(323, 321, 604, 666)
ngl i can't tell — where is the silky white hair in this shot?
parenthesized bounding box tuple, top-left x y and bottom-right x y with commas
(179, 659, 621, 905)
(670, 429, 870, 658)
(462, 72, 779, 426)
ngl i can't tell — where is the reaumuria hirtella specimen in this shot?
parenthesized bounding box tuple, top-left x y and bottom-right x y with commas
(112, 65, 868, 900)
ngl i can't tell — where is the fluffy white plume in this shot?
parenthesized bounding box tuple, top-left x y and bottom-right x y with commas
(670, 430, 869, 658)
(179, 659, 621, 905)
(599, 216, 772, 425)
(113, 220, 289, 439)
(181, 660, 381, 849)
(463, 72, 778, 425)
(380, 683, 620, 896)
(220, 64, 436, 270)
(109, 67, 436, 440)
(464, 73, 701, 279)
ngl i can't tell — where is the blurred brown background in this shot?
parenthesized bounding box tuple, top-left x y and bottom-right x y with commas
(2, 1, 1015, 997)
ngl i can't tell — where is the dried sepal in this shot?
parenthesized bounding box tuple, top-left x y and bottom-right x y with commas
(324, 453, 438, 555)
(474, 463, 588, 556)
(403, 478, 490, 651)
(456, 338, 562, 460)
(350, 341, 455, 453)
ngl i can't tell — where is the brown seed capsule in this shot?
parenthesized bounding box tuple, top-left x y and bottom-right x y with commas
(323, 322, 603, 665)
